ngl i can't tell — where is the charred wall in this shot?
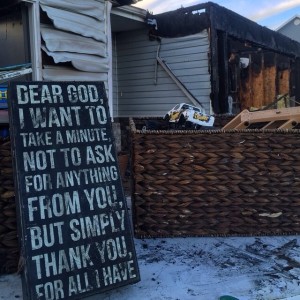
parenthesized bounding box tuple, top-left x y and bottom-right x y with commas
(149, 2, 300, 115)
(207, 2, 300, 114)
(0, 4, 30, 69)
(230, 47, 292, 111)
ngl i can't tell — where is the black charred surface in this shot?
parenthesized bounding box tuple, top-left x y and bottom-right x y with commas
(216, 31, 229, 113)
(147, 2, 300, 114)
(0, 0, 19, 9)
(113, 0, 141, 6)
(294, 59, 300, 102)
(208, 3, 300, 58)
(0, 0, 21, 13)
(0, 0, 139, 10)
(147, 10, 210, 38)
(149, 2, 300, 58)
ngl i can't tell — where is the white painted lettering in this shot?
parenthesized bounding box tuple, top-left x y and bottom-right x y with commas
(25, 173, 52, 192)
(35, 280, 64, 300)
(27, 191, 81, 221)
(23, 149, 56, 172)
(85, 105, 107, 125)
(84, 185, 118, 210)
(60, 147, 81, 167)
(32, 245, 93, 279)
(30, 222, 64, 250)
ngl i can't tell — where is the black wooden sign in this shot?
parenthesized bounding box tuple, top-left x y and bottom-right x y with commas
(8, 82, 140, 300)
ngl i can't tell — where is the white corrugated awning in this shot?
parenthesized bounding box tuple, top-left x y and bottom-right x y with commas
(39, 0, 105, 21)
(41, 25, 106, 55)
(42, 65, 108, 81)
(40, 0, 113, 116)
(40, 5, 105, 41)
(41, 46, 109, 72)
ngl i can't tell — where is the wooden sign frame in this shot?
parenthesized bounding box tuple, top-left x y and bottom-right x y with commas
(8, 81, 140, 300)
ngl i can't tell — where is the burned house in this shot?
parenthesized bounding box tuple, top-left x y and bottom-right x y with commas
(1, 0, 300, 277)
(1, 1, 300, 119)
(112, 2, 300, 117)
(0, 0, 144, 121)
(0, 0, 145, 275)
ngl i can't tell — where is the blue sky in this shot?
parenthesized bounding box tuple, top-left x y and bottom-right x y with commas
(133, 0, 300, 30)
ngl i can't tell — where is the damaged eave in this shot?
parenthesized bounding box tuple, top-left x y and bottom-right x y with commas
(112, 5, 147, 22)
(111, 5, 147, 33)
(207, 2, 300, 58)
(146, 3, 210, 38)
(148, 1, 300, 58)
(0, 0, 143, 9)
(111, 0, 143, 7)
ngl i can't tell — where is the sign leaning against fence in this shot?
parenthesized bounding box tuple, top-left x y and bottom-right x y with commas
(8, 81, 140, 300)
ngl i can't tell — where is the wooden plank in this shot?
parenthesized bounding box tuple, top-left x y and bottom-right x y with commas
(222, 107, 300, 130)
(241, 107, 300, 123)
(221, 110, 244, 130)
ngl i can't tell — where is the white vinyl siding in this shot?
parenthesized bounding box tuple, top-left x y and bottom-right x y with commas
(277, 17, 300, 43)
(112, 33, 119, 116)
(39, 0, 113, 116)
(114, 29, 211, 117)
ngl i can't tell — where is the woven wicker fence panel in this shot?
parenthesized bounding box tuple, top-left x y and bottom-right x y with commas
(0, 139, 18, 274)
(130, 119, 300, 237)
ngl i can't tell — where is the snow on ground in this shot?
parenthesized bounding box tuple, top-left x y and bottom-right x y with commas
(1, 193, 300, 299)
(2, 235, 300, 300)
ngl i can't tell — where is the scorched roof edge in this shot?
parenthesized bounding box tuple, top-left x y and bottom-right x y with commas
(148, 1, 300, 58)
